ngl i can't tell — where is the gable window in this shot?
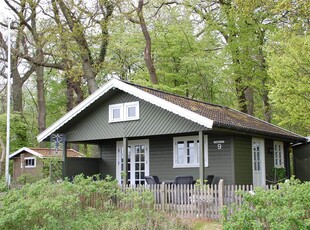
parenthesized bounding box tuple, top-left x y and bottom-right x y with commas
(124, 102, 139, 120)
(109, 102, 139, 122)
(274, 141, 284, 168)
(173, 135, 208, 168)
(23, 157, 36, 168)
(109, 103, 123, 122)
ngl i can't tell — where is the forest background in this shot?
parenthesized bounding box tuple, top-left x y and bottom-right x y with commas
(0, 0, 309, 170)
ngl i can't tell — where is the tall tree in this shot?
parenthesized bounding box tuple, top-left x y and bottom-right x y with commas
(267, 0, 310, 135)
(127, 0, 158, 84)
(51, 0, 115, 94)
(187, 0, 275, 120)
(0, 7, 35, 113)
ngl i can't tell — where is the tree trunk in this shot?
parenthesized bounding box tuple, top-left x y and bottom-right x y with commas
(244, 87, 254, 115)
(66, 77, 84, 111)
(36, 50, 46, 147)
(257, 30, 271, 122)
(137, 0, 158, 84)
(11, 69, 23, 113)
(235, 77, 248, 114)
(0, 136, 5, 176)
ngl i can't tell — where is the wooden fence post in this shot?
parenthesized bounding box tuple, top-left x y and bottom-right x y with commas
(218, 179, 224, 220)
(160, 183, 166, 210)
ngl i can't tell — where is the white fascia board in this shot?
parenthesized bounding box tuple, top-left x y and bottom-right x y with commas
(115, 80, 214, 129)
(37, 79, 213, 142)
(37, 79, 117, 142)
(9, 147, 43, 159)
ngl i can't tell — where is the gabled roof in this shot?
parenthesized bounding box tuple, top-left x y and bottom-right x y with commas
(9, 147, 85, 159)
(37, 78, 305, 143)
(37, 79, 214, 142)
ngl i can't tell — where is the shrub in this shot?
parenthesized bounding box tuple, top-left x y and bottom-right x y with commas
(223, 178, 310, 230)
(0, 175, 189, 230)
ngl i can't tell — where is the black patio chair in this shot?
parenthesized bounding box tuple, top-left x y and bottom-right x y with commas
(174, 176, 194, 185)
(173, 176, 194, 204)
(145, 176, 161, 204)
(144, 175, 160, 185)
(206, 175, 214, 185)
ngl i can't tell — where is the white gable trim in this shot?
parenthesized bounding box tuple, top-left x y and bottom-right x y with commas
(9, 147, 43, 159)
(37, 79, 214, 142)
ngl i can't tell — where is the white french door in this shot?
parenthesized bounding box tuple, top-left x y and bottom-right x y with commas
(252, 138, 266, 186)
(116, 139, 149, 185)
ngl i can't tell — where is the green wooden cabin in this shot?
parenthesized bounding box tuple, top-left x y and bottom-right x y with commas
(37, 79, 306, 186)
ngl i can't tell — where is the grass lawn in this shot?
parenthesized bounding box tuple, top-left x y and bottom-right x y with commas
(182, 218, 222, 230)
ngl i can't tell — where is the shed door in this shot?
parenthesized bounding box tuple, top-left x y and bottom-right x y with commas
(252, 138, 266, 186)
(116, 139, 149, 185)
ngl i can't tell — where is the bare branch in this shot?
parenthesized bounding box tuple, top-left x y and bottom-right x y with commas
(153, 1, 179, 17)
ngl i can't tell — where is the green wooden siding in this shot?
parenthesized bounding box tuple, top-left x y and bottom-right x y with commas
(206, 135, 233, 184)
(233, 136, 252, 185)
(65, 90, 204, 142)
(293, 142, 310, 181)
(264, 139, 275, 181)
(99, 140, 117, 178)
(99, 134, 234, 184)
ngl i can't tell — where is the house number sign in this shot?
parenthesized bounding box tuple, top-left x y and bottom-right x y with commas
(213, 140, 225, 150)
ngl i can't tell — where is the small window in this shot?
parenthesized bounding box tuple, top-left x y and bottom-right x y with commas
(173, 135, 208, 168)
(23, 157, 36, 168)
(109, 104, 123, 122)
(274, 141, 284, 168)
(109, 102, 139, 122)
(124, 102, 139, 120)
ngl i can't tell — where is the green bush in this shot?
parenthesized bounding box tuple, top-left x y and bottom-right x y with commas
(223, 178, 310, 230)
(0, 175, 189, 230)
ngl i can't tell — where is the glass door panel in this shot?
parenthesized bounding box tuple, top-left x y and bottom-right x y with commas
(116, 140, 149, 185)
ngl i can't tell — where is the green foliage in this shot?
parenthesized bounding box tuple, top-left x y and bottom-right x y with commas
(42, 158, 62, 182)
(223, 178, 310, 229)
(0, 113, 29, 152)
(16, 174, 43, 185)
(267, 33, 310, 136)
(266, 167, 287, 184)
(0, 175, 189, 230)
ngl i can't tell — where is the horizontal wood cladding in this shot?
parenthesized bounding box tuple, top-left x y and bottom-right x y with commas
(234, 136, 252, 185)
(98, 135, 234, 184)
(65, 90, 204, 142)
(66, 158, 100, 178)
(293, 143, 310, 182)
(148, 135, 233, 184)
(99, 140, 117, 178)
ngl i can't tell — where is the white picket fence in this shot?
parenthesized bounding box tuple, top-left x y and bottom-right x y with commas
(118, 180, 272, 220)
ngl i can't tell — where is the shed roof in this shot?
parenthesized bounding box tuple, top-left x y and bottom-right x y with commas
(9, 147, 85, 159)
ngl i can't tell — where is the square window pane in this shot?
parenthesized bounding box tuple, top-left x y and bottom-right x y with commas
(113, 108, 121, 119)
(127, 106, 136, 117)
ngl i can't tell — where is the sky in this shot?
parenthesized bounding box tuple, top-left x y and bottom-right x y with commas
(0, 0, 12, 20)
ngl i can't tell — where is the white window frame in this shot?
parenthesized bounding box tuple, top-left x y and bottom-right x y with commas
(274, 141, 284, 168)
(109, 102, 139, 123)
(23, 157, 36, 168)
(173, 135, 208, 168)
(124, 101, 139, 120)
